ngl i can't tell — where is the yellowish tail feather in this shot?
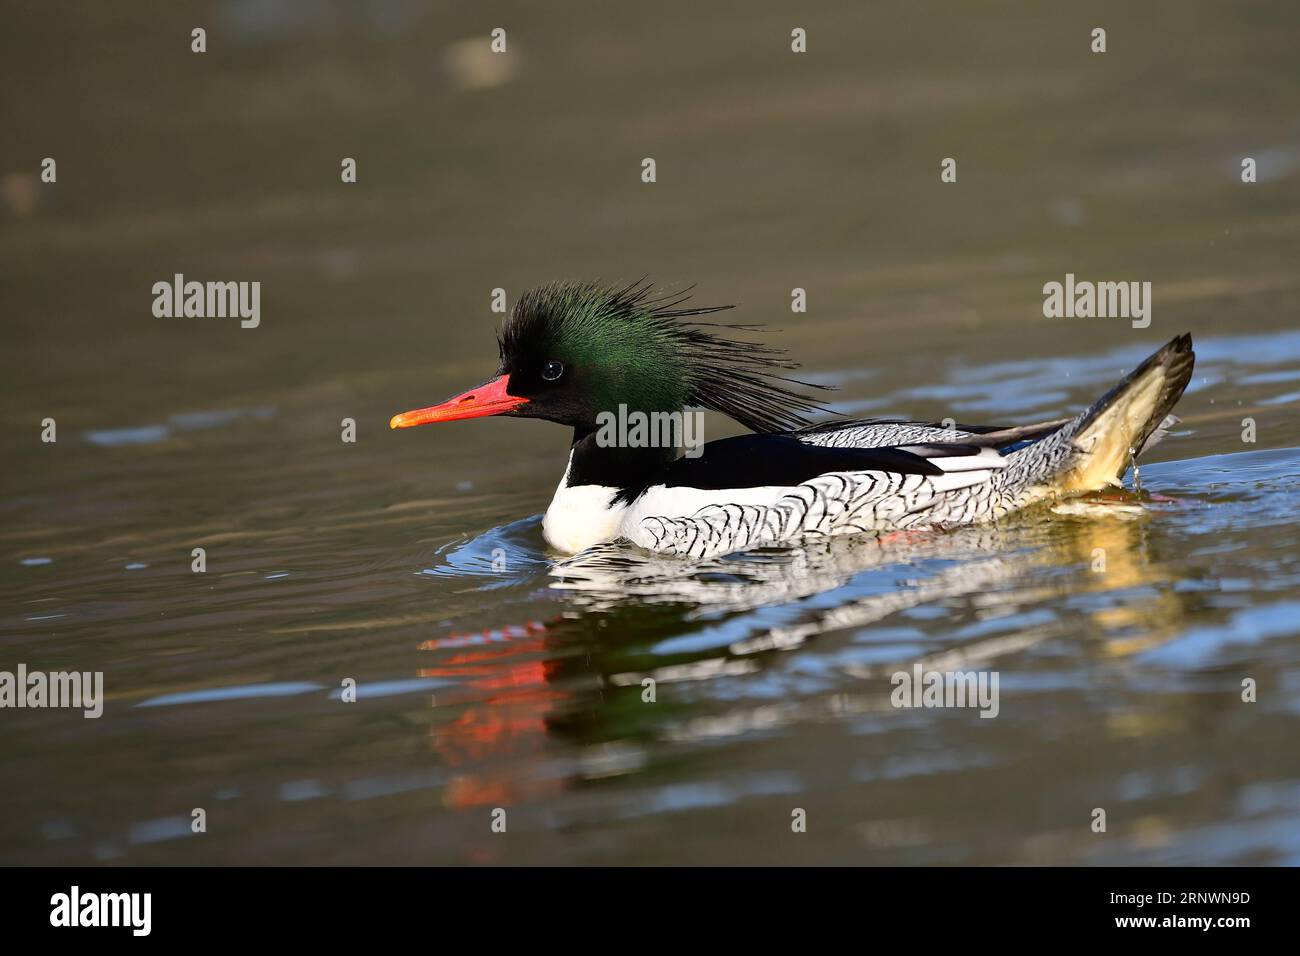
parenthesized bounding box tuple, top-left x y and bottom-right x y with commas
(1056, 333, 1195, 493)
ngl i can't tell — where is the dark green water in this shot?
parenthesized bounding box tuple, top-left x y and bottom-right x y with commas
(2, 1, 1299, 864)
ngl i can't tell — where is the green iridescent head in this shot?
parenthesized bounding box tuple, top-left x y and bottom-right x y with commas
(495, 280, 828, 434)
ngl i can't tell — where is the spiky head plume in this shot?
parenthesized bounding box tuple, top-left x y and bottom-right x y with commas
(498, 279, 831, 433)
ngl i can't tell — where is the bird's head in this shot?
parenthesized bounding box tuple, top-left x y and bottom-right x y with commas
(390, 280, 829, 436)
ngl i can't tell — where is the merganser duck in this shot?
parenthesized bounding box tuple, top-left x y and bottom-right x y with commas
(391, 281, 1195, 559)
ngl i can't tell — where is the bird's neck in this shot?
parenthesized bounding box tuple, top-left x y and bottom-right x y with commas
(565, 424, 682, 497)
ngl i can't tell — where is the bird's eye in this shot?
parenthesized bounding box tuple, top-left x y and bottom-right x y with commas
(541, 360, 564, 382)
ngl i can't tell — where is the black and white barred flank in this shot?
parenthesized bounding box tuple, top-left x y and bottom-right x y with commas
(620, 335, 1194, 559)
(627, 443, 1015, 558)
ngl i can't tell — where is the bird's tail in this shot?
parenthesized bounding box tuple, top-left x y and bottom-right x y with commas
(1001, 333, 1195, 496)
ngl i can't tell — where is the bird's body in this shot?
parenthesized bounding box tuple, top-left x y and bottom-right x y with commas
(542, 423, 1018, 556)
(392, 281, 1195, 559)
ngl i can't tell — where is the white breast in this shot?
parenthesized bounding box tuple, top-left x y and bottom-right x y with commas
(542, 453, 793, 555)
(542, 454, 627, 554)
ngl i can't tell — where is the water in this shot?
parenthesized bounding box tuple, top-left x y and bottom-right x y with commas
(2, 1, 1299, 864)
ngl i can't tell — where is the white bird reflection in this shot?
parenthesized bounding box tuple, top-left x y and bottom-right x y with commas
(552, 522, 1033, 618)
(547, 495, 1183, 673)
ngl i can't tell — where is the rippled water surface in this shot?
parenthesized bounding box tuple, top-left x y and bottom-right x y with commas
(2, 1, 1299, 864)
